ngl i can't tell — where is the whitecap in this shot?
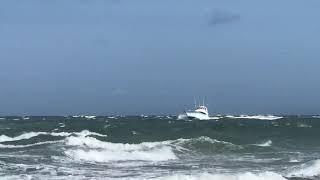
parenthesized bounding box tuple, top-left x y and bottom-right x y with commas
(0, 130, 106, 143)
(253, 140, 272, 147)
(289, 159, 301, 163)
(226, 115, 283, 120)
(73, 130, 107, 137)
(84, 116, 96, 119)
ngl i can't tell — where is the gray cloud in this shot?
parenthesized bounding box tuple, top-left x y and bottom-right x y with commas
(208, 9, 240, 26)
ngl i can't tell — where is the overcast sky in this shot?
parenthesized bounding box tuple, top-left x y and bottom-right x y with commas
(0, 0, 320, 115)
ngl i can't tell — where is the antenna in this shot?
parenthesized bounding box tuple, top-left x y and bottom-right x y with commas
(194, 97, 197, 108)
(202, 97, 204, 106)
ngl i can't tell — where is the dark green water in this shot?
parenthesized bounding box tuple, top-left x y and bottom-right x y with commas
(0, 115, 319, 179)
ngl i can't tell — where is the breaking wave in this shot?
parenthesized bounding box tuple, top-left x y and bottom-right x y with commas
(65, 147, 176, 162)
(64, 136, 177, 162)
(63, 136, 240, 163)
(287, 159, 320, 178)
(157, 172, 286, 180)
(226, 115, 283, 120)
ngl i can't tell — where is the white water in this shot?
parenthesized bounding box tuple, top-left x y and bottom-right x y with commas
(65, 147, 176, 162)
(226, 115, 283, 120)
(157, 172, 286, 180)
(287, 159, 320, 178)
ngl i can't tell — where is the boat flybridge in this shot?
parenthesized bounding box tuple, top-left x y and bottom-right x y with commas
(179, 98, 210, 120)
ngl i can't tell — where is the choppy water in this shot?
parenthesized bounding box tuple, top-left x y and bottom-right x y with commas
(0, 115, 320, 180)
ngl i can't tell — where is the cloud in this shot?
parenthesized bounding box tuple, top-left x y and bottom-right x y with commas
(208, 9, 240, 26)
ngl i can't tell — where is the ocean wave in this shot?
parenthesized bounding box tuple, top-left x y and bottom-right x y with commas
(253, 140, 272, 147)
(226, 115, 283, 120)
(65, 136, 177, 162)
(287, 159, 320, 178)
(0, 130, 106, 143)
(157, 172, 286, 180)
(64, 136, 240, 163)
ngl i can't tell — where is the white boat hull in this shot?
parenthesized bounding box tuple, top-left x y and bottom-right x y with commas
(185, 112, 210, 120)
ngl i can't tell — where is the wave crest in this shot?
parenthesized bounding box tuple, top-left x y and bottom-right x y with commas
(0, 130, 106, 143)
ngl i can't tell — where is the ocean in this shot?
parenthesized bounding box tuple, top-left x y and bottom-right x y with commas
(0, 115, 319, 180)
